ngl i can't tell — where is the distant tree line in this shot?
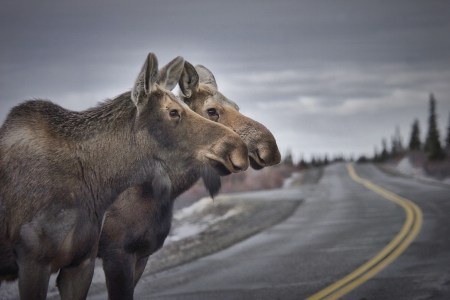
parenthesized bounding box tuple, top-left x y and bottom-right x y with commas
(282, 149, 344, 170)
(281, 93, 450, 168)
(371, 93, 449, 163)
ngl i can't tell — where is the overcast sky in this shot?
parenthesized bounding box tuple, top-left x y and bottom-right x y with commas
(1, 0, 449, 161)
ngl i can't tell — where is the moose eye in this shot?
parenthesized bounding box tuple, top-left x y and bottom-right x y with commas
(169, 109, 179, 118)
(207, 108, 218, 117)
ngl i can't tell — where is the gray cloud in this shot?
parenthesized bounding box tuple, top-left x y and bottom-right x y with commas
(1, 0, 450, 160)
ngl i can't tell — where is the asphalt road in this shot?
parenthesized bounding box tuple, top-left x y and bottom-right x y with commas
(120, 163, 450, 300)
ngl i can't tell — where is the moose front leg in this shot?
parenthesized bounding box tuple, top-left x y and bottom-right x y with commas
(57, 257, 96, 300)
(103, 251, 136, 300)
(17, 259, 51, 300)
(133, 255, 150, 287)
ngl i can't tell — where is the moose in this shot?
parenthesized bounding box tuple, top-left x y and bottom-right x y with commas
(97, 61, 281, 299)
(0, 53, 249, 299)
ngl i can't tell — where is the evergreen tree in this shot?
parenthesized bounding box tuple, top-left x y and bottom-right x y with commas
(373, 146, 380, 162)
(395, 126, 404, 153)
(446, 112, 450, 151)
(408, 119, 421, 151)
(380, 138, 389, 161)
(297, 155, 308, 169)
(391, 136, 397, 157)
(424, 94, 445, 160)
(390, 126, 403, 157)
(283, 149, 294, 166)
(310, 156, 317, 167)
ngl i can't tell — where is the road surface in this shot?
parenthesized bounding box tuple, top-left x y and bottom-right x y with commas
(3, 163, 448, 299)
(111, 163, 450, 300)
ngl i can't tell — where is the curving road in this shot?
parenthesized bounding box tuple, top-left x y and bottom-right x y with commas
(110, 163, 450, 300)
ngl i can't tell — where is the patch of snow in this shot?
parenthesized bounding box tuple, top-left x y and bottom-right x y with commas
(282, 172, 302, 188)
(167, 198, 243, 243)
(173, 197, 214, 219)
(396, 157, 425, 177)
(395, 157, 450, 185)
(167, 222, 209, 242)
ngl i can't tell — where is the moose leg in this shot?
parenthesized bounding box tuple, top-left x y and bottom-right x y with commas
(17, 259, 51, 300)
(133, 255, 150, 287)
(103, 251, 135, 300)
(57, 257, 96, 300)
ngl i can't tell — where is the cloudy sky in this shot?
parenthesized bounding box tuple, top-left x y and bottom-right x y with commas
(1, 0, 449, 161)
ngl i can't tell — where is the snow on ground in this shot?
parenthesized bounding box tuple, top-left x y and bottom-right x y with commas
(168, 167, 305, 244)
(396, 157, 425, 177)
(394, 157, 450, 185)
(282, 171, 303, 188)
(167, 197, 243, 243)
(172, 196, 213, 219)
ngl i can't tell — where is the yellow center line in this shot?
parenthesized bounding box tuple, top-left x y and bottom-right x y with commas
(307, 163, 423, 300)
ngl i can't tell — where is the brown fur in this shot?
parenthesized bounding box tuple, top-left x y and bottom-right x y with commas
(97, 62, 280, 300)
(0, 53, 248, 300)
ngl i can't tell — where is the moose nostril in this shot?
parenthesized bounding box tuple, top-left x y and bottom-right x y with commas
(233, 164, 243, 172)
(229, 137, 249, 172)
(229, 147, 249, 172)
(230, 157, 247, 172)
(256, 146, 281, 166)
(256, 148, 266, 165)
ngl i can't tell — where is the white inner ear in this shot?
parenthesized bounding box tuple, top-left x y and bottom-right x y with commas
(131, 78, 144, 106)
(196, 66, 217, 89)
(159, 64, 175, 89)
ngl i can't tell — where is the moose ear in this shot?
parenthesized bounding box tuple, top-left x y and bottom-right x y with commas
(179, 61, 199, 99)
(195, 65, 217, 89)
(158, 56, 185, 91)
(131, 53, 159, 109)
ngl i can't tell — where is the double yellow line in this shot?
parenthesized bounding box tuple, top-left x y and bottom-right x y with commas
(307, 163, 423, 300)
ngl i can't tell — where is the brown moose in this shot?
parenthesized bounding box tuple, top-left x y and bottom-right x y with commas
(0, 53, 248, 299)
(97, 61, 281, 299)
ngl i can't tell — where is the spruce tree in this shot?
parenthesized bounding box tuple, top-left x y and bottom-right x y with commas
(283, 149, 294, 166)
(297, 156, 308, 169)
(391, 126, 403, 157)
(395, 126, 403, 152)
(391, 136, 398, 157)
(373, 146, 380, 162)
(424, 94, 445, 160)
(446, 112, 450, 151)
(380, 138, 389, 161)
(408, 119, 421, 151)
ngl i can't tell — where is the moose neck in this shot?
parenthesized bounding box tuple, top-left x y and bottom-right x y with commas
(54, 92, 136, 139)
(168, 164, 204, 199)
(70, 92, 161, 214)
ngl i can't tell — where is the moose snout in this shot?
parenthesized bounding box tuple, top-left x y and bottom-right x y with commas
(228, 138, 249, 173)
(204, 132, 249, 175)
(249, 141, 281, 170)
(257, 144, 281, 166)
